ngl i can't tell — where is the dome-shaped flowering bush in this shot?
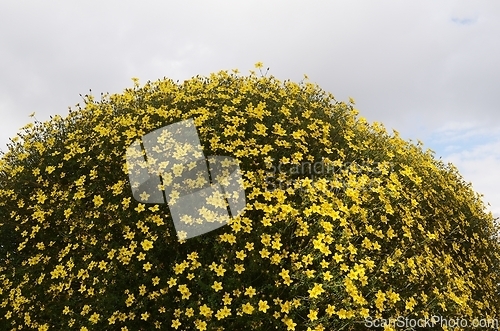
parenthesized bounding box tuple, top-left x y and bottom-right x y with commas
(1, 64, 500, 331)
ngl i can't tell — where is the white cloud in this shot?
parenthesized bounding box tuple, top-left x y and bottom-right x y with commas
(434, 129, 500, 219)
(451, 17, 478, 25)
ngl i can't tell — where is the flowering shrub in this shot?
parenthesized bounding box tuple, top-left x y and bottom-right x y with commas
(1, 64, 499, 330)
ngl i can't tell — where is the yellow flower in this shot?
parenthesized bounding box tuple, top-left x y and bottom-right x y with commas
(323, 271, 333, 281)
(283, 317, 297, 330)
(64, 208, 72, 218)
(168, 277, 177, 288)
(141, 239, 153, 251)
(325, 304, 335, 316)
(271, 237, 282, 250)
(236, 250, 247, 260)
(34, 191, 47, 205)
(195, 319, 207, 331)
(244, 286, 256, 298)
(405, 297, 417, 312)
(143, 262, 152, 271)
(279, 268, 290, 280)
(272, 123, 287, 136)
(89, 312, 100, 323)
(212, 281, 223, 292)
(222, 292, 232, 305)
(337, 308, 348, 319)
(255, 61, 264, 69)
(135, 203, 145, 212)
(185, 307, 194, 317)
(139, 191, 150, 201)
(215, 264, 226, 276)
(308, 283, 325, 299)
(242, 302, 254, 314)
(260, 248, 270, 258)
(258, 300, 270, 312)
(139, 284, 147, 296)
(234, 264, 245, 274)
(98, 260, 107, 270)
(199, 304, 213, 318)
(308, 309, 318, 321)
(375, 290, 386, 311)
(178, 284, 191, 299)
(215, 306, 231, 320)
(253, 122, 268, 136)
(171, 319, 181, 329)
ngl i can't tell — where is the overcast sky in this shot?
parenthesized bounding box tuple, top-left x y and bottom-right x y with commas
(1, 0, 499, 217)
